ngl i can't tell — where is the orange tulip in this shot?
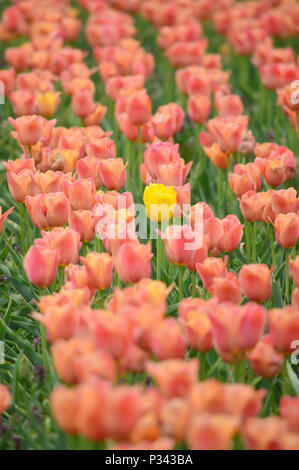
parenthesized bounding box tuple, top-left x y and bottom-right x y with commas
(273, 212, 299, 248)
(113, 241, 152, 284)
(187, 94, 211, 123)
(99, 158, 126, 191)
(269, 306, 299, 354)
(25, 193, 70, 230)
(24, 244, 58, 288)
(239, 264, 272, 303)
(80, 251, 113, 290)
(64, 178, 96, 211)
(247, 335, 283, 378)
(186, 414, 240, 450)
(196, 256, 228, 289)
(217, 215, 243, 252)
(9, 115, 55, 147)
(0, 384, 11, 415)
(146, 359, 198, 398)
(37, 227, 81, 267)
(68, 210, 95, 242)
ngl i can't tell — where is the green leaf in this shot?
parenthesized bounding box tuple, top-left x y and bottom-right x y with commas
(272, 280, 284, 308)
(287, 362, 299, 396)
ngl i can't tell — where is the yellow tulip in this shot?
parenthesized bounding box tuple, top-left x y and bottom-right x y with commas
(143, 183, 177, 223)
(36, 91, 60, 118)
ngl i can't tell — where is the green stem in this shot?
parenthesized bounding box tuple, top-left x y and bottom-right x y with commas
(199, 352, 206, 380)
(156, 228, 162, 281)
(82, 243, 88, 257)
(195, 123, 202, 170)
(192, 271, 197, 298)
(137, 126, 144, 197)
(25, 206, 33, 248)
(19, 203, 26, 255)
(244, 220, 251, 261)
(269, 224, 276, 267)
(58, 266, 65, 287)
(115, 272, 121, 289)
(40, 324, 51, 383)
(252, 222, 257, 263)
(281, 358, 291, 396)
(285, 248, 290, 304)
(96, 237, 103, 253)
(217, 169, 224, 217)
(178, 265, 184, 300)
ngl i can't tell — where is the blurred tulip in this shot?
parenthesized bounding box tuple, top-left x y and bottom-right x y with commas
(247, 335, 283, 378)
(187, 94, 211, 124)
(196, 256, 228, 289)
(146, 359, 198, 398)
(0, 384, 11, 415)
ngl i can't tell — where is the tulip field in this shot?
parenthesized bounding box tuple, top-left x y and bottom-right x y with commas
(1, 0, 299, 453)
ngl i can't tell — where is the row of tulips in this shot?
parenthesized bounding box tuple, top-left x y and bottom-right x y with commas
(0, 0, 298, 451)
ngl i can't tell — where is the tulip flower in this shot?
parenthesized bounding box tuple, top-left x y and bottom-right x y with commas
(247, 335, 283, 378)
(269, 306, 299, 354)
(208, 302, 266, 363)
(186, 414, 240, 450)
(10, 90, 37, 116)
(146, 359, 198, 398)
(229, 163, 261, 198)
(126, 90, 152, 126)
(9, 115, 56, 147)
(24, 244, 58, 288)
(80, 252, 113, 290)
(71, 89, 95, 118)
(207, 115, 248, 155)
(280, 396, 299, 433)
(143, 184, 177, 223)
(113, 241, 152, 284)
(152, 103, 184, 140)
(37, 228, 81, 267)
(273, 213, 299, 248)
(68, 210, 95, 243)
(209, 273, 242, 304)
(99, 158, 127, 191)
(25, 193, 70, 230)
(87, 138, 116, 159)
(196, 257, 228, 289)
(187, 94, 211, 124)
(0, 384, 11, 415)
(290, 256, 299, 288)
(64, 179, 96, 211)
(36, 91, 60, 118)
(217, 215, 243, 253)
(0, 206, 14, 233)
(239, 264, 272, 303)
